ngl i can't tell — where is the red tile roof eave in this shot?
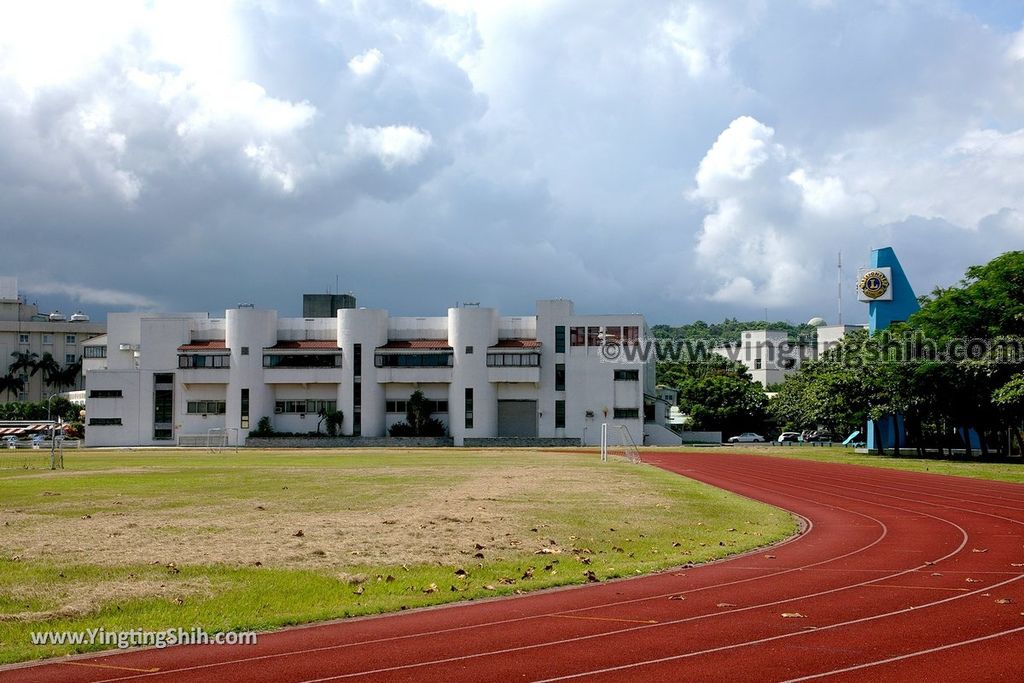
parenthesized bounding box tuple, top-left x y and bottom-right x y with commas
(177, 340, 227, 351)
(378, 339, 452, 350)
(490, 339, 541, 349)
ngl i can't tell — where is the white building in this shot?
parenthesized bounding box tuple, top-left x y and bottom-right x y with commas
(713, 330, 813, 388)
(0, 277, 105, 402)
(84, 298, 674, 447)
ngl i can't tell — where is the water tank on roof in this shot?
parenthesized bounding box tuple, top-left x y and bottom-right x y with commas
(48, 311, 66, 321)
(69, 311, 90, 322)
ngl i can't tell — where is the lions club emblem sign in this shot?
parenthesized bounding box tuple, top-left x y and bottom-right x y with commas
(858, 268, 892, 301)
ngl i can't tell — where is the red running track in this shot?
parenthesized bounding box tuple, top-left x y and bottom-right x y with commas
(3, 452, 1024, 682)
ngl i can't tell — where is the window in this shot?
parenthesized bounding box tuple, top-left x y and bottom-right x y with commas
(65, 354, 77, 364)
(89, 389, 123, 398)
(385, 399, 448, 413)
(486, 353, 540, 367)
(178, 354, 230, 368)
(241, 346, 249, 356)
(66, 334, 76, 344)
(187, 401, 227, 414)
(555, 363, 565, 391)
(754, 358, 763, 370)
(555, 400, 566, 428)
(240, 388, 249, 429)
(570, 326, 586, 347)
(464, 388, 474, 429)
(263, 354, 341, 368)
(603, 326, 621, 342)
(587, 327, 601, 347)
(623, 326, 639, 343)
(42, 334, 53, 344)
(465, 345, 473, 354)
(555, 326, 566, 353)
(352, 379, 361, 435)
(374, 352, 453, 368)
(614, 369, 639, 381)
(274, 400, 336, 414)
(353, 344, 362, 378)
(89, 417, 122, 426)
(153, 373, 174, 440)
(613, 408, 640, 419)
(84, 346, 107, 358)
(18, 333, 29, 344)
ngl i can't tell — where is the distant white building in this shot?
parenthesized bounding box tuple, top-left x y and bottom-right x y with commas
(0, 277, 105, 402)
(712, 324, 867, 389)
(84, 298, 676, 447)
(713, 330, 810, 388)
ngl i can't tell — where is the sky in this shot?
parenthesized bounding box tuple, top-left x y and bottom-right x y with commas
(2, 0, 1024, 325)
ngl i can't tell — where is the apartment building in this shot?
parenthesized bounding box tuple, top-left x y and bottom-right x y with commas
(0, 277, 105, 401)
(83, 298, 670, 447)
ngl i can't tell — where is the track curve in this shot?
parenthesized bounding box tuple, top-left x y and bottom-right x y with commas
(2, 452, 1022, 682)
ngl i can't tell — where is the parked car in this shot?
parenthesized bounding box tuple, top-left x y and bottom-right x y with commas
(728, 432, 765, 443)
(804, 432, 833, 442)
(2, 435, 19, 447)
(777, 432, 801, 443)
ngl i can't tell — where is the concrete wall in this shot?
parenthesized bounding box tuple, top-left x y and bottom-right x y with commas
(245, 436, 453, 448)
(463, 437, 580, 448)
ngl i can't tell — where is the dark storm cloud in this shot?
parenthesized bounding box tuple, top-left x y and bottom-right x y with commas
(2, 1, 1023, 326)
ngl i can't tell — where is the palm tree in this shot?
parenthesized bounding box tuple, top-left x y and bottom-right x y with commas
(0, 373, 25, 401)
(9, 350, 38, 377)
(33, 352, 60, 387)
(49, 359, 82, 392)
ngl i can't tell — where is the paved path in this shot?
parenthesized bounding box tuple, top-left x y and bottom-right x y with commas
(3, 452, 1023, 682)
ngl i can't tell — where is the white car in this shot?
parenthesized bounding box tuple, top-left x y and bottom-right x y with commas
(2, 435, 19, 447)
(728, 432, 765, 443)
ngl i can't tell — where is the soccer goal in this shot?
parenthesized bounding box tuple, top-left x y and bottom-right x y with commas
(206, 428, 238, 453)
(599, 422, 642, 464)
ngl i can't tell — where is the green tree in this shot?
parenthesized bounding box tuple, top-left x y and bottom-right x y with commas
(8, 350, 38, 377)
(32, 352, 60, 388)
(0, 373, 25, 401)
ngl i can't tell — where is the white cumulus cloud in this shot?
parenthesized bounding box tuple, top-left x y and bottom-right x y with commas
(346, 124, 433, 169)
(348, 48, 383, 77)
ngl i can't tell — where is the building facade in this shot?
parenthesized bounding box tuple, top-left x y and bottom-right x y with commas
(83, 299, 662, 447)
(0, 277, 105, 402)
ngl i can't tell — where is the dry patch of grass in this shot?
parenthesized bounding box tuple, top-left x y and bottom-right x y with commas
(2, 460, 667, 568)
(0, 576, 214, 622)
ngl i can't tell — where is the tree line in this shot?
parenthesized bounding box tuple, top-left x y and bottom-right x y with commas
(655, 251, 1024, 456)
(771, 251, 1024, 457)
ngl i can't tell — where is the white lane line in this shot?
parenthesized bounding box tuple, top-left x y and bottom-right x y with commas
(779, 624, 1024, 682)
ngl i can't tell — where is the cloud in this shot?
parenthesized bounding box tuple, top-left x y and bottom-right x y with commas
(690, 116, 876, 307)
(1, 0, 1023, 327)
(23, 282, 158, 309)
(348, 48, 383, 77)
(346, 124, 434, 169)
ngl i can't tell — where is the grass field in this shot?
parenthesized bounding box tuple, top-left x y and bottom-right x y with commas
(711, 444, 1024, 484)
(0, 448, 796, 665)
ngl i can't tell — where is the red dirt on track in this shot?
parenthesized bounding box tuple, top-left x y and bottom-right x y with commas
(3, 452, 1023, 682)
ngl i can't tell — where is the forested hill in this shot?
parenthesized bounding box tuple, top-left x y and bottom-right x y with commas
(651, 319, 817, 344)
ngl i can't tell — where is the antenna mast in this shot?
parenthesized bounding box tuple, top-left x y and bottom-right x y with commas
(837, 251, 843, 326)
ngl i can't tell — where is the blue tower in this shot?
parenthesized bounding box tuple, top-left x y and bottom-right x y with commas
(863, 247, 919, 451)
(867, 247, 919, 334)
